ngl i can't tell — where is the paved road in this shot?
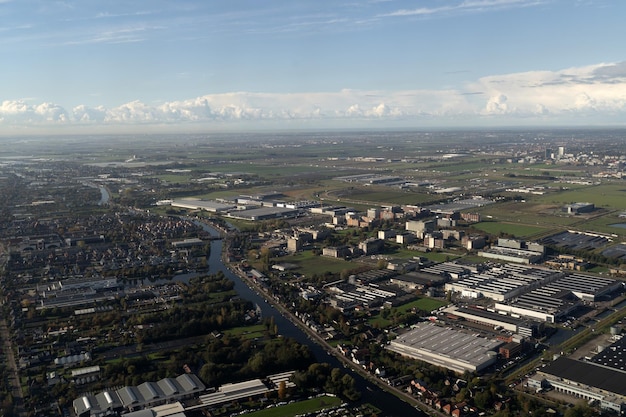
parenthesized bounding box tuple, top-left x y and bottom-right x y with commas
(227, 261, 448, 417)
(1, 318, 26, 417)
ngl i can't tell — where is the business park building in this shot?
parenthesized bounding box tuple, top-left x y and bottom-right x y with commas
(523, 326, 626, 414)
(444, 264, 621, 324)
(387, 322, 502, 374)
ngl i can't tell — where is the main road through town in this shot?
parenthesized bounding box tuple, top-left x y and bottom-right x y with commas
(0, 318, 26, 417)
(196, 221, 430, 417)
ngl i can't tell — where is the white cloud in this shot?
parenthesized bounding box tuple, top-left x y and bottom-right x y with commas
(72, 104, 108, 122)
(1, 61, 625, 131)
(0, 99, 69, 123)
(469, 62, 626, 118)
(381, 0, 543, 18)
(483, 94, 509, 115)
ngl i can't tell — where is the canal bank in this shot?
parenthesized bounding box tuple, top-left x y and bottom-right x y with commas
(195, 220, 430, 417)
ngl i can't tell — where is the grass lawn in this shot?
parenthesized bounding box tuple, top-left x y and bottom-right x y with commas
(473, 221, 547, 238)
(384, 244, 461, 260)
(278, 250, 362, 276)
(243, 395, 342, 417)
(474, 201, 580, 228)
(208, 163, 331, 177)
(533, 183, 626, 210)
(152, 174, 193, 184)
(571, 214, 626, 239)
(368, 315, 392, 328)
(418, 251, 462, 263)
(343, 189, 438, 205)
(368, 297, 448, 328)
(432, 159, 497, 173)
(223, 324, 267, 339)
(396, 298, 448, 314)
(588, 265, 610, 274)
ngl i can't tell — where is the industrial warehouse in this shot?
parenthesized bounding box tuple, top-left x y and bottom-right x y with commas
(387, 322, 502, 374)
(73, 374, 205, 416)
(529, 356, 626, 414)
(73, 372, 295, 417)
(445, 264, 621, 323)
(444, 306, 544, 337)
(226, 206, 300, 221)
(444, 264, 560, 302)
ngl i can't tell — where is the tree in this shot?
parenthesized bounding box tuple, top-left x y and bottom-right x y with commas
(340, 269, 350, 280)
(473, 390, 492, 409)
(277, 380, 287, 400)
(564, 403, 595, 417)
(260, 247, 272, 271)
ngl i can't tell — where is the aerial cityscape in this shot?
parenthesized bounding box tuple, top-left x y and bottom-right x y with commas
(2, 1, 626, 417)
(1, 128, 626, 417)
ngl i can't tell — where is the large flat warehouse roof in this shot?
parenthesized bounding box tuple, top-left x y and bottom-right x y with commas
(387, 322, 501, 373)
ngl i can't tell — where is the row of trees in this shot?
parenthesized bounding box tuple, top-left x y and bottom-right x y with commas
(293, 363, 360, 402)
(198, 336, 314, 387)
(0, 362, 15, 416)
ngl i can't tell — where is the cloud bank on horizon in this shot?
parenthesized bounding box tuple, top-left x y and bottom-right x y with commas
(0, 0, 624, 132)
(3, 61, 625, 129)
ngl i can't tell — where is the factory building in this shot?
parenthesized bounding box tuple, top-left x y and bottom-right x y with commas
(495, 272, 621, 322)
(563, 202, 595, 215)
(387, 323, 502, 374)
(170, 199, 235, 213)
(477, 246, 543, 264)
(444, 306, 542, 335)
(74, 374, 205, 417)
(444, 264, 559, 302)
(530, 357, 626, 414)
(227, 206, 299, 221)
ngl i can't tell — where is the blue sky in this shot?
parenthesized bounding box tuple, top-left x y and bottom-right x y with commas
(1, 0, 625, 133)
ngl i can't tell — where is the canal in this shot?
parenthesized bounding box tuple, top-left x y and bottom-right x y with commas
(196, 222, 425, 417)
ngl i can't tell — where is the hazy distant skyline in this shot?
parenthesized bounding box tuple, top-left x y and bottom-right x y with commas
(1, 0, 625, 134)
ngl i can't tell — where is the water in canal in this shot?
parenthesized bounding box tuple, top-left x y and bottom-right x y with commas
(195, 223, 425, 417)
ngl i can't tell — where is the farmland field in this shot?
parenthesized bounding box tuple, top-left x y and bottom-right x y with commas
(532, 183, 626, 210)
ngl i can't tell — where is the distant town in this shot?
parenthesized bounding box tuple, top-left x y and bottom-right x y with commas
(1, 129, 626, 417)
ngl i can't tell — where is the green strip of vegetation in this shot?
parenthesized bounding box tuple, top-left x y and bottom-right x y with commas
(396, 298, 448, 314)
(223, 324, 267, 339)
(242, 395, 342, 417)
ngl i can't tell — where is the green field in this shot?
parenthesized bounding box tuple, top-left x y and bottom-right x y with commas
(418, 251, 462, 263)
(532, 183, 626, 210)
(153, 174, 194, 183)
(276, 250, 358, 277)
(337, 188, 438, 205)
(210, 163, 331, 177)
(470, 183, 626, 239)
(474, 201, 580, 228)
(368, 297, 448, 328)
(396, 297, 448, 314)
(573, 214, 626, 238)
(473, 221, 547, 238)
(223, 324, 267, 339)
(243, 395, 342, 417)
